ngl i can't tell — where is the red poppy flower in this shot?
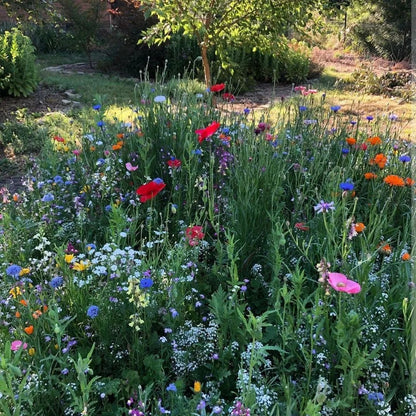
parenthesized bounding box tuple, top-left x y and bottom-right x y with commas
(222, 92, 235, 101)
(294, 222, 309, 231)
(136, 178, 166, 203)
(167, 158, 182, 168)
(209, 83, 225, 92)
(195, 121, 220, 143)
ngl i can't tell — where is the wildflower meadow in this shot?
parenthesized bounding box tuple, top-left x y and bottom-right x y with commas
(0, 80, 414, 416)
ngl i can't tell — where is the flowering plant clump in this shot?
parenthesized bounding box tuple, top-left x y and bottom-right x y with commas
(0, 78, 412, 416)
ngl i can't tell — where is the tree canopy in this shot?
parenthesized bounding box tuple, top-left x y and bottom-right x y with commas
(139, 0, 327, 87)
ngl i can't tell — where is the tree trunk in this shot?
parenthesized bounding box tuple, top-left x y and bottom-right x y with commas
(201, 41, 211, 89)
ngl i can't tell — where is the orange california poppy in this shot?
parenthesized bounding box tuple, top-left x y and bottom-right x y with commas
(364, 172, 377, 180)
(384, 175, 405, 187)
(354, 222, 365, 233)
(402, 252, 411, 261)
(369, 153, 387, 169)
(15, 311, 21, 318)
(32, 310, 42, 319)
(366, 136, 382, 145)
(24, 325, 34, 335)
(346, 137, 356, 146)
(405, 177, 415, 186)
(20, 299, 28, 307)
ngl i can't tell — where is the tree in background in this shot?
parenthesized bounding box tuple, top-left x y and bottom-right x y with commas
(139, 0, 327, 88)
(348, 0, 411, 61)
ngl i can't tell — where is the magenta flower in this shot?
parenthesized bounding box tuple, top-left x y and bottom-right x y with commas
(126, 162, 138, 172)
(328, 272, 361, 294)
(11, 340, 28, 351)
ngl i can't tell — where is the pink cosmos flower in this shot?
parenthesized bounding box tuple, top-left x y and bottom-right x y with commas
(327, 272, 361, 294)
(11, 340, 28, 351)
(126, 162, 138, 172)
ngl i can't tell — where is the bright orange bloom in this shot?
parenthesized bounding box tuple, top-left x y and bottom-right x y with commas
(364, 172, 377, 180)
(384, 175, 405, 187)
(379, 243, 392, 255)
(402, 252, 411, 261)
(90, 145, 96, 151)
(43, 305, 48, 313)
(20, 299, 28, 307)
(354, 222, 365, 233)
(24, 325, 34, 335)
(405, 177, 415, 186)
(15, 311, 21, 318)
(369, 153, 387, 169)
(346, 137, 356, 146)
(366, 136, 382, 145)
(116, 133, 124, 139)
(112, 140, 124, 151)
(13, 193, 19, 202)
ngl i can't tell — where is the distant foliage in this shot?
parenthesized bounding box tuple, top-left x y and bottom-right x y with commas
(0, 27, 38, 97)
(349, 0, 410, 61)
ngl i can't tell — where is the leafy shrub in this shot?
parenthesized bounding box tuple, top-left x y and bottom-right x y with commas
(0, 27, 38, 97)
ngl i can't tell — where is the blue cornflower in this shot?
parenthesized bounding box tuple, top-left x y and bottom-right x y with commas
(193, 149, 202, 155)
(342, 148, 350, 155)
(366, 115, 374, 121)
(41, 193, 55, 202)
(50, 276, 64, 289)
(350, 120, 357, 125)
(105, 205, 112, 212)
(53, 175, 63, 184)
(87, 305, 100, 319)
(6, 264, 22, 278)
(340, 181, 354, 191)
(166, 383, 177, 392)
(243, 107, 250, 115)
(97, 120, 105, 127)
(139, 278, 153, 289)
(96, 158, 106, 166)
(367, 392, 384, 404)
(93, 104, 101, 111)
(331, 105, 341, 112)
(299, 105, 307, 112)
(399, 155, 411, 163)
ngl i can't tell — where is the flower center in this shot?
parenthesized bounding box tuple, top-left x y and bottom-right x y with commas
(336, 282, 346, 288)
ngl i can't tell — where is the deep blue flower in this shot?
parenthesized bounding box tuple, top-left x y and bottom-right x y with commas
(97, 121, 105, 127)
(350, 120, 357, 125)
(366, 115, 374, 121)
(166, 383, 177, 392)
(399, 155, 411, 163)
(86, 243, 96, 251)
(243, 107, 250, 115)
(340, 181, 354, 191)
(6, 264, 22, 277)
(342, 148, 350, 155)
(87, 305, 100, 319)
(139, 278, 153, 289)
(53, 175, 63, 184)
(93, 104, 101, 111)
(331, 105, 341, 112)
(50, 276, 64, 289)
(299, 105, 307, 112)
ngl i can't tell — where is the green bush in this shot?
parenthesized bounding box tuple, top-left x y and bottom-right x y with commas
(0, 27, 38, 97)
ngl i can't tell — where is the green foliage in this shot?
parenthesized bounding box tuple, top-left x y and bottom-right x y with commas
(348, 0, 411, 61)
(0, 27, 38, 97)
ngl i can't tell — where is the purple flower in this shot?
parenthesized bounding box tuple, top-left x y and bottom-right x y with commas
(314, 200, 335, 214)
(366, 115, 373, 121)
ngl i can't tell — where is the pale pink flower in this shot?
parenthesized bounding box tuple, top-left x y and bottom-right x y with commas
(328, 272, 361, 294)
(126, 162, 138, 172)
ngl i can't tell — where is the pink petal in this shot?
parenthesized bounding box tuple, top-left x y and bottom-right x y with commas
(328, 272, 361, 294)
(126, 162, 138, 172)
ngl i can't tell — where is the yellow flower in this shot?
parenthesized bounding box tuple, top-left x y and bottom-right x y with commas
(28, 347, 36, 356)
(65, 254, 75, 263)
(19, 267, 30, 276)
(73, 260, 90, 271)
(193, 381, 201, 393)
(9, 286, 21, 298)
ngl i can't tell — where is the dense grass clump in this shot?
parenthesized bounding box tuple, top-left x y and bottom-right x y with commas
(0, 80, 413, 416)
